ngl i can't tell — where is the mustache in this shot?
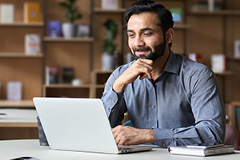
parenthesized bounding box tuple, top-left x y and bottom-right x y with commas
(133, 46, 151, 52)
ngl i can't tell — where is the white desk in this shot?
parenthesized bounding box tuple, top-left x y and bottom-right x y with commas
(0, 109, 38, 140)
(0, 139, 240, 160)
(0, 108, 38, 127)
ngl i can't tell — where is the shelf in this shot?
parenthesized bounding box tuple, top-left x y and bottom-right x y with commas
(43, 84, 92, 88)
(0, 22, 44, 27)
(0, 100, 35, 108)
(191, 10, 240, 16)
(214, 71, 233, 76)
(94, 8, 126, 13)
(94, 84, 105, 88)
(93, 70, 114, 74)
(0, 53, 44, 58)
(43, 84, 92, 98)
(173, 24, 191, 29)
(227, 57, 240, 61)
(43, 37, 94, 42)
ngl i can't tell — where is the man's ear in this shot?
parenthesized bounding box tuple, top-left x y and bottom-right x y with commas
(165, 28, 174, 44)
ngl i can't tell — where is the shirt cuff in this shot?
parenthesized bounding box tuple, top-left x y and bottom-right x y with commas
(153, 128, 174, 148)
(103, 87, 124, 115)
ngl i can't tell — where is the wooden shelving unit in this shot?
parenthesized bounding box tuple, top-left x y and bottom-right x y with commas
(191, 10, 240, 16)
(0, 53, 44, 58)
(93, 8, 126, 13)
(43, 37, 94, 42)
(214, 71, 233, 76)
(0, 22, 44, 27)
(0, 0, 44, 140)
(173, 24, 191, 29)
(0, 100, 34, 108)
(43, 84, 92, 98)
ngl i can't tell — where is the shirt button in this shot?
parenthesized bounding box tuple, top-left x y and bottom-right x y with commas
(152, 105, 155, 108)
(163, 142, 167, 147)
(112, 99, 115, 103)
(152, 126, 154, 129)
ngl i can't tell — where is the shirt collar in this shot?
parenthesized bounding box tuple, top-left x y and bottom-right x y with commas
(163, 50, 181, 75)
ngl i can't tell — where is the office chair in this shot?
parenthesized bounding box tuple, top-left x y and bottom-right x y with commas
(122, 120, 132, 126)
(224, 123, 239, 150)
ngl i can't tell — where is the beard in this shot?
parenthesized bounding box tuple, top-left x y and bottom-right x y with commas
(132, 36, 166, 61)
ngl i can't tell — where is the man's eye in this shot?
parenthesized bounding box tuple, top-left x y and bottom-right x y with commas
(128, 34, 134, 37)
(144, 33, 152, 36)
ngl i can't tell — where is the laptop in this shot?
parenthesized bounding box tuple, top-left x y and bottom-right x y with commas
(33, 97, 153, 154)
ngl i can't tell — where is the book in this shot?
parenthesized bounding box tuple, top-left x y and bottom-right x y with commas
(7, 81, 22, 101)
(48, 20, 62, 38)
(0, 4, 14, 23)
(101, 0, 118, 10)
(208, 0, 223, 11)
(62, 68, 74, 84)
(234, 40, 240, 58)
(168, 144, 234, 157)
(188, 53, 202, 63)
(25, 34, 41, 55)
(24, 2, 41, 23)
(191, 1, 208, 11)
(236, 107, 240, 133)
(211, 54, 226, 73)
(170, 8, 182, 25)
(46, 66, 59, 85)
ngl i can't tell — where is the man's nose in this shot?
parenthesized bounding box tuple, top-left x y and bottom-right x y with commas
(133, 36, 145, 47)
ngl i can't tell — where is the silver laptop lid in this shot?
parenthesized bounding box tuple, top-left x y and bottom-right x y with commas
(33, 97, 119, 154)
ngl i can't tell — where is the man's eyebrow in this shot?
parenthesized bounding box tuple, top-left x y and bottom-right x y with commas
(140, 28, 154, 32)
(127, 28, 154, 33)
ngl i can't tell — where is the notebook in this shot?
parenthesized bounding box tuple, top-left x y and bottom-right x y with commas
(33, 97, 153, 154)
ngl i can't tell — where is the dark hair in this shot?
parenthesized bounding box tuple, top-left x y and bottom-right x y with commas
(124, 0, 174, 47)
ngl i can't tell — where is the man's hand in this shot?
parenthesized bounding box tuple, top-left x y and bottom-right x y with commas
(112, 125, 155, 145)
(113, 59, 153, 92)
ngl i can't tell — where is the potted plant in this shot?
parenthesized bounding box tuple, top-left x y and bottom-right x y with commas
(101, 19, 118, 71)
(59, 0, 82, 38)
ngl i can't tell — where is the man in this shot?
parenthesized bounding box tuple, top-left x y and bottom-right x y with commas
(101, 0, 225, 148)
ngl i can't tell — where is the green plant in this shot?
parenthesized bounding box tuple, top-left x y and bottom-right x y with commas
(59, 0, 82, 23)
(101, 19, 118, 56)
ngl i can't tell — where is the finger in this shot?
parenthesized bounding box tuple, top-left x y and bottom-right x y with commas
(137, 60, 153, 71)
(118, 136, 128, 145)
(138, 67, 152, 80)
(112, 125, 121, 134)
(139, 73, 148, 80)
(138, 59, 153, 66)
(115, 136, 121, 145)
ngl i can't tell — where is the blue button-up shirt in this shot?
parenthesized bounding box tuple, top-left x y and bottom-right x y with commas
(101, 50, 225, 147)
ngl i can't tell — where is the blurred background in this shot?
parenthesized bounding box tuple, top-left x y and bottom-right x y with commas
(0, 0, 240, 145)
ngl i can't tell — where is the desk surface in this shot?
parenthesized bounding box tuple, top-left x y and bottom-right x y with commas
(0, 108, 38, 127)
(0, 139, 240, 160)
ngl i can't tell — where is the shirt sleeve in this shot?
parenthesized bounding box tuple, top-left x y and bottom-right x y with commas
(101, 69, 128, 128)
(153, 68, 226, 147)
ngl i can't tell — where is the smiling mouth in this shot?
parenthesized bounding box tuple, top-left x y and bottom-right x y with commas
(134, 47, 151, 55)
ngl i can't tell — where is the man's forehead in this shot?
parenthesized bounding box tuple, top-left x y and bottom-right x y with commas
(127, 14, 161, 32)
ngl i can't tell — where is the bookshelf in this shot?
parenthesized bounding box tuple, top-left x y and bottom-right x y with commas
(1, 0, 239, 141)
(188, 0, 240, 104)
(0, 0, 44, 140)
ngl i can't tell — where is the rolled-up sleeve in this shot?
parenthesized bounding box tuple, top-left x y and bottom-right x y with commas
(101, 69, 127, 128)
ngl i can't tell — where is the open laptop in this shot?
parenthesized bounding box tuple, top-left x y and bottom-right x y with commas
(33, 97, 153, 154)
